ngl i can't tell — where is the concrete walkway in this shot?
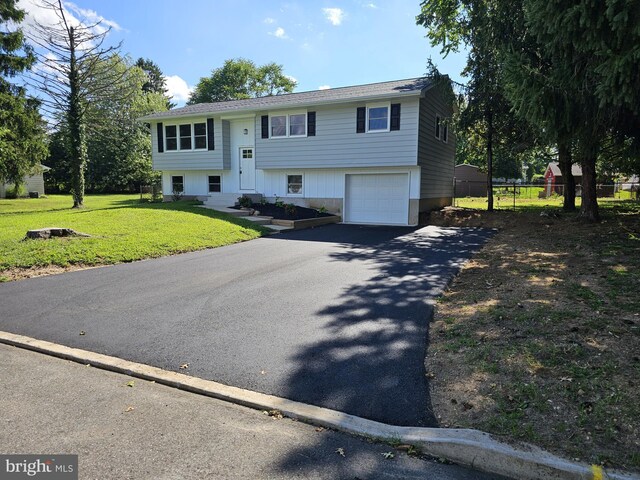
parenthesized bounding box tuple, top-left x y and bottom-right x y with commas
(0, 344, 503, 480)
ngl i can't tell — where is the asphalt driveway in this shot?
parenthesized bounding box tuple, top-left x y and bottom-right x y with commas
(0, 224, 493, 426)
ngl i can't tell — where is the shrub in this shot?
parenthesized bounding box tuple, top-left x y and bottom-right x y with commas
(5, 184, 27, 199)
(284, 203, 297, 216)
(237, 195, 253, 208)
(171, 185, 183, 201)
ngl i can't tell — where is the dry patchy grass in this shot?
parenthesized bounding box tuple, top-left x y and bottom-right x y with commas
(427, 202, 640, 471)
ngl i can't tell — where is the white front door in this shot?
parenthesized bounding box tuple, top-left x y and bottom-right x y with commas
(239, 147, 255, 190)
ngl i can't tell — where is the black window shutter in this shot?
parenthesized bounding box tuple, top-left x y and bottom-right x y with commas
(307, 111, 316, 136)
(157, 122, 164, 153)
(356, 107, 366, 133)
(207, 118, 215, 150)
(390, 103, 401, 131)
(261, 115, 269, 138)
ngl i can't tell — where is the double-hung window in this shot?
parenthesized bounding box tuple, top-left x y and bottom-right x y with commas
(179, 124, 192, 150)
(171, 175, 184, 193)
(165, 125, 178, 151)
(435, 115, 441, 140)
(165, 122, 208, 151)
(367, 105, 389, 132)
(270, 113, 307, 138)
(287, 175, 303, 195)
(208, 175, 221, 193)
(271, 115, 287, 137)
(194, 123, 207, 149)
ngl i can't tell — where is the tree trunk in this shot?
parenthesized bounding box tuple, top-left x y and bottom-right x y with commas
(577, 138, 600, 222)
(486, 110, 494, 212)
(557, 139, 575, 211)
(67, 26, 87, 208)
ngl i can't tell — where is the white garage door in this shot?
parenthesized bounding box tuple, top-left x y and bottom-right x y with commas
(345, 173, 409, 225)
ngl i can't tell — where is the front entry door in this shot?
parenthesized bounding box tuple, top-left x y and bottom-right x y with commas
(239, 147, 255, 190)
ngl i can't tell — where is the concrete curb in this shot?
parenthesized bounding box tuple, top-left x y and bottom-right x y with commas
(1, 331, 637, 480)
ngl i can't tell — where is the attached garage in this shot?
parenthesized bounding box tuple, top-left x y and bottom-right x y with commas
(344, 173, 410, 225)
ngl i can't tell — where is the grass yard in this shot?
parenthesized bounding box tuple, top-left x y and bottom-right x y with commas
(427, 201, 640, 471)
(0, 195, 269, 281)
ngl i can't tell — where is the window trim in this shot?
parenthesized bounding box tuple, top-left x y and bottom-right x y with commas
(366, 102, 390, 133)
(171, 175, 184, 193)
(165, 121, 209, 151)
(286, 173, 304, 196)
(208, 175, 222, 193)
(435, 114, 441, 140)
(269, 111, 308, 139)
(442, 120, 448, 144)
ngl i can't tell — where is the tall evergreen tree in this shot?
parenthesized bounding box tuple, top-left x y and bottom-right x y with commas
(0, 0, 47, 188)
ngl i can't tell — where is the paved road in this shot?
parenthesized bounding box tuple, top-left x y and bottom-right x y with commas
(0, 344, 506, 480)
(0, 224, 493, 426)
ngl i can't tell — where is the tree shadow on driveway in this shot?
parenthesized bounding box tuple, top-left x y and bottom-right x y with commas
(279, 225, 495, 427)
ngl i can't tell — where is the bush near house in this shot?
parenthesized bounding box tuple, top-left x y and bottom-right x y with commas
(0, 195, 269, 281)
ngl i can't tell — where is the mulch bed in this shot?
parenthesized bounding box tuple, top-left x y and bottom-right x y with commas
(232, 203, 333, 221)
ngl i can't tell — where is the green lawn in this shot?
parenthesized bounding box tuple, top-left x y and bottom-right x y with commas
(0, 195, 269, 277)
(455, 194, 633, 210)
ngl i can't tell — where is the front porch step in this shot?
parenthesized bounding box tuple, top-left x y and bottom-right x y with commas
(198, 204, 292, 233)
(242, 216, 273, 225)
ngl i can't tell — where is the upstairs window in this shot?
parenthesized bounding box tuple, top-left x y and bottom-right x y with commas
(443, 121, 448, 143)
(194, 122, 207, 149)
(435, 115, 441, 139)
(367, 105, 389, 132)
(289, 114, 306, 136)
(269, 112, 307, 138)
(165, 125, 177, 151)
(271, 115, 287, 137)
(179, 124, 192, 150)
(165, 122, 212, 151)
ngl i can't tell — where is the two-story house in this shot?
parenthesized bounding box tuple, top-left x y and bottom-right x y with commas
(140, 77, 455, 226)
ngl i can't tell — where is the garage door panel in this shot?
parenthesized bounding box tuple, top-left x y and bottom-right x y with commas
(345, 173, 409, 225)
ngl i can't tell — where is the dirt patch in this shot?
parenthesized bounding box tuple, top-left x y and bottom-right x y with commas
(427, 204, 640, 471)
(0, 264, 104, 282)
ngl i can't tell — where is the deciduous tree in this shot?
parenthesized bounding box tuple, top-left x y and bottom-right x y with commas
(188, 58, 296, 104)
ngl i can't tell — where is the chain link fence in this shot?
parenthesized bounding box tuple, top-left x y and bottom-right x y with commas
(453, 181, 639, 209)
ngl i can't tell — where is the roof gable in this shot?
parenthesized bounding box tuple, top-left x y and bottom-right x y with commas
(141, 77, 432, 121)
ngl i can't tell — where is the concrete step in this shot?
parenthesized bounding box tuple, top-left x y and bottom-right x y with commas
(242, 216, 273, 225)
(264, 224, 294, 233)
(198, 205, 251, 217)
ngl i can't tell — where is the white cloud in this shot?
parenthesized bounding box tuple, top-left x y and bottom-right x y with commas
(322, 7, 344, 26)
(270, 26, 288, 39)
(18, 0, 120, 43)
(286, 75, 297, 84)
(318, 85, 331, 90)
(365, 3, 377, 8)
(164, 75, 193, 104)
(263, 17, 275, 24)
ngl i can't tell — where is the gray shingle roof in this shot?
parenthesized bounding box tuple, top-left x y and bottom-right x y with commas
(140, 77, 432, 120)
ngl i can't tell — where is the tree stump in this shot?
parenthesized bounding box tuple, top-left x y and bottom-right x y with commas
(24, 228, 91, 240)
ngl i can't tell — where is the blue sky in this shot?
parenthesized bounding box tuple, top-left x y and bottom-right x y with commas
(19, 0, 467, 106)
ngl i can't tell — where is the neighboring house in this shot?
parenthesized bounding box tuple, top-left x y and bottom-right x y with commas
(0, 164, 50, 198)
(454, 164, 487, 197)
(544, 162, 582, 195)
(141, 77, 455, 226)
